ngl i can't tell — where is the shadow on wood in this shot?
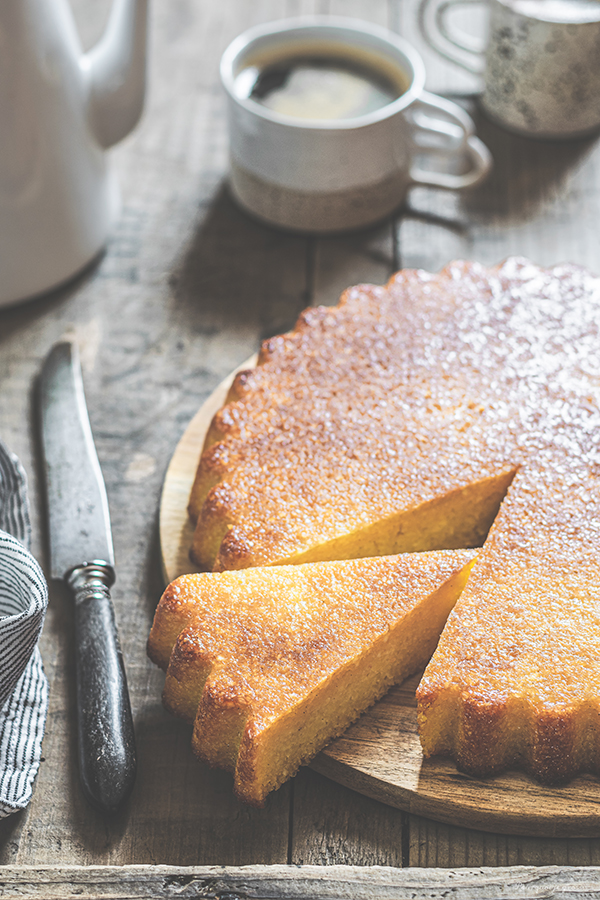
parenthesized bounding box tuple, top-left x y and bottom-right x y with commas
(466, 110, 599, 222)
(169, 184, 311, 342)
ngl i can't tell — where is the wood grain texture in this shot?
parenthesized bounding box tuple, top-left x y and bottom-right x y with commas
(2, 865, 600, 899)
(290, 769, 405, 867)
(408, 815, 600, 869)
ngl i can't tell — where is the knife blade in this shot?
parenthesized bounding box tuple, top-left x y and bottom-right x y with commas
(39, 341, 136, 814)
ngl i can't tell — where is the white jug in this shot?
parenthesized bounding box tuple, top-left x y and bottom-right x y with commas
(0, 0, 148, 307)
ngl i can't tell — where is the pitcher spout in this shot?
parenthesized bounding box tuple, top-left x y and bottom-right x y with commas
(81, 0, 149, 149)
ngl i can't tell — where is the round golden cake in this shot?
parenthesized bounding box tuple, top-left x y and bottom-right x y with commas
(186, 257, 600, 785)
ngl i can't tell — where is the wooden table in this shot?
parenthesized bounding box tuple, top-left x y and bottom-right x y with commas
(2, 0, 600, 893)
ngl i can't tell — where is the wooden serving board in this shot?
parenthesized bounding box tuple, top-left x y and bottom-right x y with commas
(159, 360, 600, 839)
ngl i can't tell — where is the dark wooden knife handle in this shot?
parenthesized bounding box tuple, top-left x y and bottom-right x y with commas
(68, 563, 137, 814)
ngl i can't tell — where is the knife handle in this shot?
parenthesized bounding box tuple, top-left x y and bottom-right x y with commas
(68, 562, 137, 814)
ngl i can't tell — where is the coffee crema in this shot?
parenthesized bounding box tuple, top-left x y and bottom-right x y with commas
(234, 55, 406, 121)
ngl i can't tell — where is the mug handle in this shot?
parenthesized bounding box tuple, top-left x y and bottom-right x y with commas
(418, 0, 486, 74)
(408, 91, 492, 191)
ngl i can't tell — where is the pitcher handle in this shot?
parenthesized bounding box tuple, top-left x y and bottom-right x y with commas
(408, 91, 492, 191)
(418, 0, 487, 75)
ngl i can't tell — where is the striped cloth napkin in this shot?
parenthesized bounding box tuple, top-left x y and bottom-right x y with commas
(0, 441, 48, 816)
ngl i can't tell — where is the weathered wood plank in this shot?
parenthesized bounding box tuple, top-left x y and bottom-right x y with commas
(409, 816, 600, 868)
(290, 769, 405, 866)
(400, 101, 600, 277)
(0, 864, 600, 899)
(311, 223, 398, 308)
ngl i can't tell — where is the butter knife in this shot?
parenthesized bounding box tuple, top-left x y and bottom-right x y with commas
(39, 341, 136, 814)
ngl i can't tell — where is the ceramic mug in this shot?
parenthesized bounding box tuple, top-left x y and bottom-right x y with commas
(220, 17, 491, 233)
(419, 0, 600, 138)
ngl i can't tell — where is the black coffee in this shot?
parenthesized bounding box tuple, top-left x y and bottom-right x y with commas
(235, 55, 405, 120)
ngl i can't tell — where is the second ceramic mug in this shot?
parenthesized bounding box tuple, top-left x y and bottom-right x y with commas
(220, 17, 491, 233)
(419, 0, 600, 139)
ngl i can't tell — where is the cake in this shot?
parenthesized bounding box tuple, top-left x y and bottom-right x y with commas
(417, 459, 600, 783)
(188, 260, 521, 572)
(148, 550, 475, 805)
(183, 257, 600, 785)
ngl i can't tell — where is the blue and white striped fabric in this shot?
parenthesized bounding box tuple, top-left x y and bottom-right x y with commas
(0, 441, 48, 816)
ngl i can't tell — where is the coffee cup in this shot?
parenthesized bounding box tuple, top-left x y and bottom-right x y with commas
(220, 16, 491, 233)
(419, 0, 600, 139)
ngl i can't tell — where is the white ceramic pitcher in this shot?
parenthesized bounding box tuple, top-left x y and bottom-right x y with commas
(0, 0, 148, 307)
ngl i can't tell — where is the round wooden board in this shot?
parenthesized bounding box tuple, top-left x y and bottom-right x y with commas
(159, 362, 600, 838)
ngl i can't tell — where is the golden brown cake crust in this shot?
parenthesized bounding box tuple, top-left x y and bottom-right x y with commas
(417, 455, 600, 784)
(149, 551, 475, 805)
(187, 256, 600, 786)
(190, 259, 536, 571)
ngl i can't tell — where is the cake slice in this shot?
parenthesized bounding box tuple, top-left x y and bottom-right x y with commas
(418, 456, 600, 784)
(148, 549, 475, 805)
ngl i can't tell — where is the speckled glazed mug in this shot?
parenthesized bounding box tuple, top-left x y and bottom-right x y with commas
(419, 0, 600, 139)
(220, 17, 491, 233)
